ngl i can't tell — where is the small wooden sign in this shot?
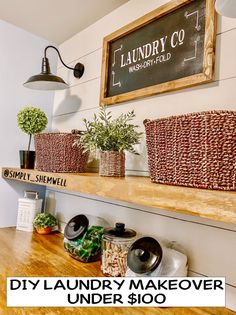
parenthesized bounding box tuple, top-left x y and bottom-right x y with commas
(2, 168, 67, 187)
(100, 0, 217, 106)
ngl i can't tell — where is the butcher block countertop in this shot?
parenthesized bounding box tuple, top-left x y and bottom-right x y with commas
(0, 227, 235, 315)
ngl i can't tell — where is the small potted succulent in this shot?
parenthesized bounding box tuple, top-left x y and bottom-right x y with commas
(17, 106, 47, 169)
(33, 213, 58, 235)
(74, 107, 142, 177)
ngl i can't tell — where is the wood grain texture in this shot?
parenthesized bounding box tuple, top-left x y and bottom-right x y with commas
(2, 168, 236, 225)
(0, 227, 235, 315)
(203, 0, 217, 79)
(100, 73, 213, 106)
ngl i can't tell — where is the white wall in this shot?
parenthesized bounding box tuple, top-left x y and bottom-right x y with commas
(49, 0, 236, 311)
(0, 19, 56, 227)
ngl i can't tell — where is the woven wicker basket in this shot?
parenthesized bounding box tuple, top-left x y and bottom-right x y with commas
(34, 131, 89, 173)
(144, 110, 236, 191)
(99, 151, 125, 177)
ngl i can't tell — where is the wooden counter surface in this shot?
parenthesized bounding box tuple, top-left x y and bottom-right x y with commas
(0, 227, 235, 315)
(2, 168, 236, 225)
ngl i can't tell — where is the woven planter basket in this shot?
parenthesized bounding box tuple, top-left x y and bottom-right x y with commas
(34, 131, 89, 173)
(144, 110, 236, 191)
(99, 151, 125, 177)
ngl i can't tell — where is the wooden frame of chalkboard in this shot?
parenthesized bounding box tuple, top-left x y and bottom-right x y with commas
(100, 0, 217, 106)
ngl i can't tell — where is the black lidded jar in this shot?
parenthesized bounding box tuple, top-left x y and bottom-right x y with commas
(127, 236, 163, 275)
(101, 222, 136, 277)
(64, 214, 105, 263)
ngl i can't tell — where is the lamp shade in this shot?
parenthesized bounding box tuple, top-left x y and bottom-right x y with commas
(23, 56, 69, 90)
(215, 0, 236, 18)
(23, 73, 69, 90)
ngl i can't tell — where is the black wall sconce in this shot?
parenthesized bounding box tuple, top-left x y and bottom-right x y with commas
(23, 45, 84, 90)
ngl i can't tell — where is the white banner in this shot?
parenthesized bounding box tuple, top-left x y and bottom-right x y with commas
(7, 277, 225, 307)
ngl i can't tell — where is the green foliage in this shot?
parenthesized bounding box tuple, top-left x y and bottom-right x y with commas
(17, 106, 48, 151)
(33, 213, 57, 228)
(75, 107, 143, 154)
(64, 226, 104, 262)
(17, 107, 47, 135)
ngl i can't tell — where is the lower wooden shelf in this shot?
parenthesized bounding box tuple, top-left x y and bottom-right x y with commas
(0, 227, 235, 315)
(2, 167, 236, 225)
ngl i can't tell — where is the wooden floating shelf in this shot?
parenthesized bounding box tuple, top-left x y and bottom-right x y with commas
(2, 167, 236, 225)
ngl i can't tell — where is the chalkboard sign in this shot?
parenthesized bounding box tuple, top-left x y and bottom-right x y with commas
(100, 0, 216, 106)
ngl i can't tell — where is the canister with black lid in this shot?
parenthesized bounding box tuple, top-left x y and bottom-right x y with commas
(127, 236, 163, 275)
(64, 214, 108, 263)
(101, 222, 136, 277)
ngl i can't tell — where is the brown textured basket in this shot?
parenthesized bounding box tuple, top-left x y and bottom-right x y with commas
(99, 151, 125, 177)
(144, 110, 236, 191)
(34, 132, 89, 173)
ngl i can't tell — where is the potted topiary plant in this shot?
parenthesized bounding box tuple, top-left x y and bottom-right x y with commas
(33, 213, 58, 234)
(17, 106, 47, 169)
(74, 107, 142, 177)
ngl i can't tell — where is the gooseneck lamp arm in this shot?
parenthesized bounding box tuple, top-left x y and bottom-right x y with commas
(23, 45, 84, 90)
(44, 46, 84, 78)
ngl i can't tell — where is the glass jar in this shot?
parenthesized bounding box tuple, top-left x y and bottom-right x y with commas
(64, 214, 109, 263)
(101, 222, 136, 277)
(127, 236, 163, 275)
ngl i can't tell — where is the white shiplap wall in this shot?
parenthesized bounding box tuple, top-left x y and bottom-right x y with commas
(48, 0, 236, 310)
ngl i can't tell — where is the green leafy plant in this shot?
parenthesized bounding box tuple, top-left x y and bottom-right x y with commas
(33, 213, 57, 228)
(64, 226, 104, 262)
(75, 107, 142, 154)
(17, 107, 48, 151)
